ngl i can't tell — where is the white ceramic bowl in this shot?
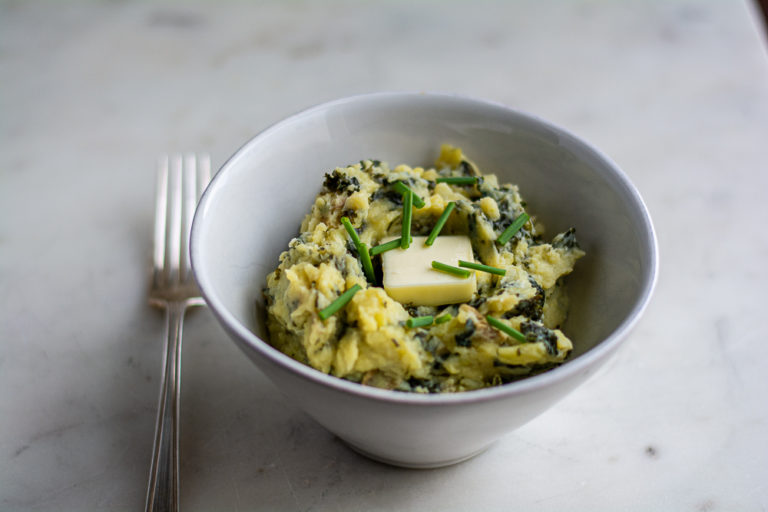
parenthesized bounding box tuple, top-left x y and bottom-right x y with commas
(191, 92, 658, 468)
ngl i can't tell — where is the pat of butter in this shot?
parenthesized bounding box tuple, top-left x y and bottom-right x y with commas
(381, 236, 476, 306)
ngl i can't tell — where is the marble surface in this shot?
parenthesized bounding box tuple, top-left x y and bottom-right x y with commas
(2, 0, 767, 510)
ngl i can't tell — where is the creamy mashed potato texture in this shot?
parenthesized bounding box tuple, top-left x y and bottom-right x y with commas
(263, 145, 585, 393)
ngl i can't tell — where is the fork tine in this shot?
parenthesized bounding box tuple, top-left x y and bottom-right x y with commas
(153, 156, 169, 287)
(181, 154, 198, 281)
(150, 153, 210, 301)
(167, 155, 183, 284)
(198, 153, 211, 198)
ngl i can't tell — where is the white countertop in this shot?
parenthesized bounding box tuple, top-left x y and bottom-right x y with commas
(2, 1, 767, 510)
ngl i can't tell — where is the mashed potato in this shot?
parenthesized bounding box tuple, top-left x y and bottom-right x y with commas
(263, 145, 584, 393)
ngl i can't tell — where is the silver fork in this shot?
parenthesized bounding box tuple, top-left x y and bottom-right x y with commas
(146, 154, 211, 512)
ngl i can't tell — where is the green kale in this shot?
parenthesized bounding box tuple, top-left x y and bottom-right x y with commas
(520, 321, 558, 355)
(454, 318, 476, 347)
(552, 227, 579, 250)
(323, 170, 360, 193)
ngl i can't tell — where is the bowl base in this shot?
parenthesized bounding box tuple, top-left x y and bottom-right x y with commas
(340, 438, 495, 469)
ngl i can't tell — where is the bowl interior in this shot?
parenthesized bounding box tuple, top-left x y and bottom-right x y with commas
(192, 93, 656, 373)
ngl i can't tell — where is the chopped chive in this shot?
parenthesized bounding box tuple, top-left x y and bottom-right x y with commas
(496, 212, 530, 245)
(406, 315, 434, 328)
(458, 260, 506, 276)
(340, 216, 362, 247)
(401, 190, 412, 249)
(436, 176, 477, 186)
(370, 238, 402, 256)
(342, 216, 375, 283)
(435, 313, 453, 325)
(319, 284, 362, 320)
(392, 181, 425, 208)
(424, 201, 455, 246)
(485, 315, 527, 343)
(370, 237, 414, 256)
(359, 243, 376, 284)
(431, 260, 472, 278)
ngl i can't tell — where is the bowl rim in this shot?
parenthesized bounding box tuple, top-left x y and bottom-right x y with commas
(191, 91, 659, 406)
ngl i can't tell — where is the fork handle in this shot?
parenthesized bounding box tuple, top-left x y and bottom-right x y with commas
(146, 301, 187, 512)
